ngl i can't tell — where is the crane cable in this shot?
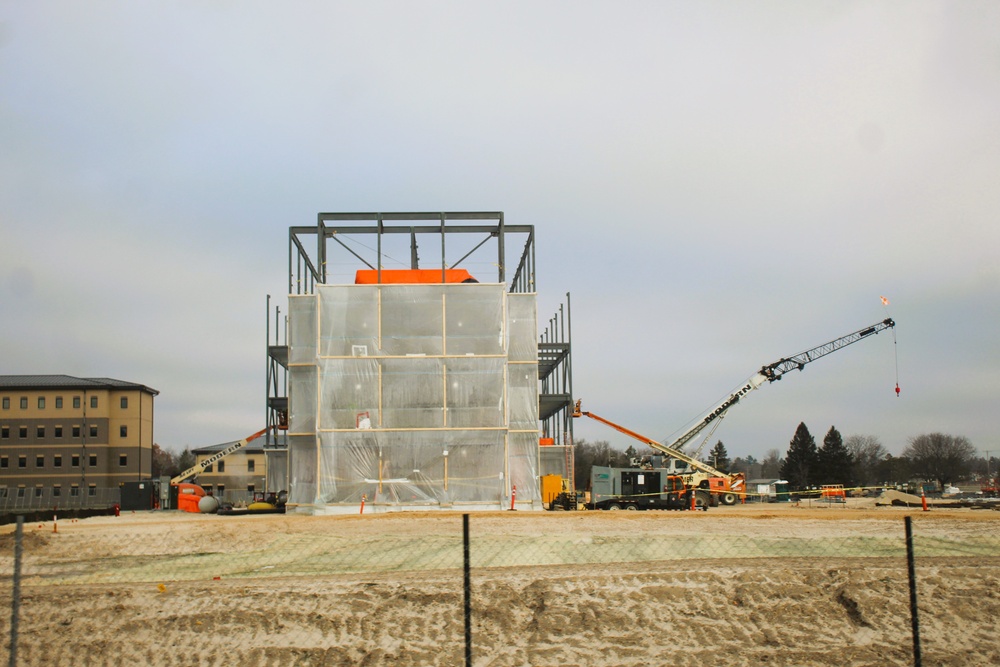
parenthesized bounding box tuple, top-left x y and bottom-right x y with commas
(881, 296, 900, 397)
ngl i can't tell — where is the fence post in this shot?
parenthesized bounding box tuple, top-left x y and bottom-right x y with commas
(463, 513, 471, 667)
(904, 516, 922, 667)
(9, 515, 23, 667)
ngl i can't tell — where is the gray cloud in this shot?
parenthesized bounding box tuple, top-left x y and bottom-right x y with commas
(1, 1, 997, 458)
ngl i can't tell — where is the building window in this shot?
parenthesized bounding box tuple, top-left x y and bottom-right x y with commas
(217, 485, 225, 495)
(1, 426, 7, 439)
(120, 425, 128, 438)
(217, 460, 225, 473)
(119, 454, 128, 467)
(0, 456, 7, 468)
(247, 484, 255, 493)
(2, 397, 8, 409)
(89, 454, 97, 467)
(20, 397, 27, 409)
(54, 454, 62, 468)
(38, 397, 45, 409)
(36, 455, 44, 468)
(56, 396, 63, 409)
(0, 488, 6, 498)
(72, 454, 80, 467)
(19, 426, 27, 439)
(203, 485, 213, 495)
(53, 485, 61, 497)
(88, 484, 97, 496)
(17, 487, 25, 498)
(54, 426, 63, 438)
(89, 425, 98, 438)
(90, 396, 98, 409)
(70, 485, 80, 497)
(121, 396, 128, 409)
(73, 396, 81, 409)
(248, 459, 255, 473)
(34, 486, 42, 498)
(37, 426, 45, 438)
(18, 455, 26, 468)
(73, 426, 81, 438)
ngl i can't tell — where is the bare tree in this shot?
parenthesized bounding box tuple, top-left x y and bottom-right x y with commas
(760, 448, 783, 479)
(845, 434, 888, 488)
(902, 433, 976, 489)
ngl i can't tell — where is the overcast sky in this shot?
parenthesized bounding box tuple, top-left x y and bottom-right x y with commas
(2, 2, 997, 461)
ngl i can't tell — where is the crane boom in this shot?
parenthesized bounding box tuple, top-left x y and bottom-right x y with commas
(573, 317, 896, 485)
(668, 317, 895, 455)
(170, 426, 272, 485)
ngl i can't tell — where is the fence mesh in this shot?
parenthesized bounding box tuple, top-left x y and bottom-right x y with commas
(1, 506, 998, 667)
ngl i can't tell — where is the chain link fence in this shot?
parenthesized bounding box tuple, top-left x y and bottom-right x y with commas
(1, 507, 998, 666)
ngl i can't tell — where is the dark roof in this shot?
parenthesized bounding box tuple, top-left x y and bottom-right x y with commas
(0, 375, 159, 396)
(192, 433, 284, 454)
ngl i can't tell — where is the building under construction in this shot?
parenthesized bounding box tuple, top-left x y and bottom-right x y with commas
(265, 213, 573, 512)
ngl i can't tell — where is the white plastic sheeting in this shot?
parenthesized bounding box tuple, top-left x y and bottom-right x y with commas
(286, 283, 539, 510)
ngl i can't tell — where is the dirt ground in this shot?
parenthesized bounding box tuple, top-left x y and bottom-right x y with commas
(1, 502, 998, 667)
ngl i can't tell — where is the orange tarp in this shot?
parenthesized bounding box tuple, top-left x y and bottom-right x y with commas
(354, 269, 477, 285)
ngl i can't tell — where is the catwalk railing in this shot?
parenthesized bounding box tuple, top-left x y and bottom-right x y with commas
(1, 508, 998, 666)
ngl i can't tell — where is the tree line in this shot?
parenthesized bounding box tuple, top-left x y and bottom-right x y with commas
(150, 443, 196, 479)
(573, 424, 987, 492)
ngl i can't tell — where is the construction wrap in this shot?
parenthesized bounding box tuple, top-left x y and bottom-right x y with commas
(286, 284, 540, 510)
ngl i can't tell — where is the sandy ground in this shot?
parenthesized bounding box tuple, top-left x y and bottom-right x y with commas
(1, 502, 998, 667)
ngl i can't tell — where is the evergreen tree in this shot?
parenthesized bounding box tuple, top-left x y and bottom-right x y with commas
(176, 447, 196, 476)
(816, 426, 855, 487)
(780, 422, 818, 490)
(707, 441, 731, 473)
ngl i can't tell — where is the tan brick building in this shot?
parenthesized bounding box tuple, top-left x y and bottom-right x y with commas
(0, 375, 158, 506)
(192, 437, 270, 503)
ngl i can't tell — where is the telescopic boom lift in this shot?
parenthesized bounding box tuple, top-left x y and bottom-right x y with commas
(170, 426, 273, 485)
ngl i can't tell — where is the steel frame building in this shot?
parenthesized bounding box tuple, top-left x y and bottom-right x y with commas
(264, 212, 574, 511)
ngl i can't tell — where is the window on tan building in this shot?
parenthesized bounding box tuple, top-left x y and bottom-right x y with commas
(120, 425, 127, 438)
(56, 396, 63, 409)
(121, 397, 128, 409)
(38, 397, 45, 409)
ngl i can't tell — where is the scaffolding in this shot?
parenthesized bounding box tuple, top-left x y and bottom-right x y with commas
(265, 213, 574, 512)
